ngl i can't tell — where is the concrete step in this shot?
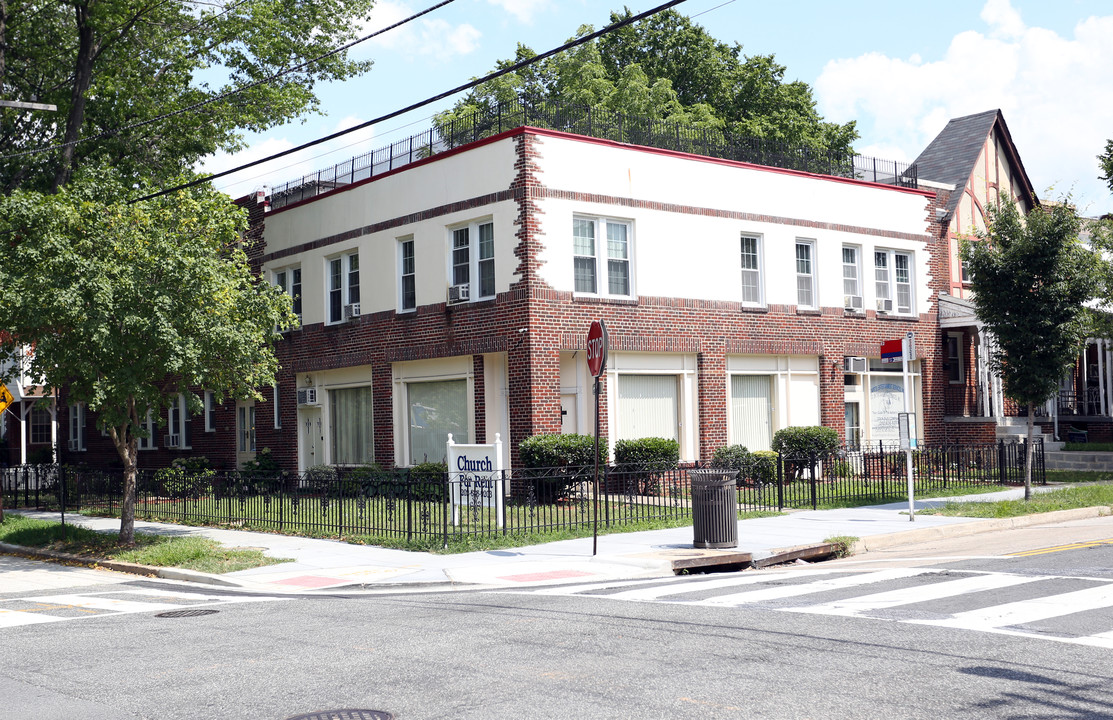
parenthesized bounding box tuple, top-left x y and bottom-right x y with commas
(1045, 450, 1113, 471)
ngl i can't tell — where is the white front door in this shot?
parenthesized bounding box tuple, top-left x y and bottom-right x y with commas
(235, 401, 256, 468)
(299, 406, 323, 472)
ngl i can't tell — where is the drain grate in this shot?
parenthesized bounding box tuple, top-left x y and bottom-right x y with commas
(285, 711, 394, 720)
(155, 609, 220, 618)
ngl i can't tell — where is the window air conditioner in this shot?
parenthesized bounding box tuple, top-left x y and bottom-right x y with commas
(844, 357, 867, 374)
(844, 295, 864, 311)
(297, 387, 318, 406)
(448, 284, 470, 304)
(343, 303, 361, 321)
(163, 434, 181, 449)
(67, 438, 80, 451)
(876, 298, 893, 313)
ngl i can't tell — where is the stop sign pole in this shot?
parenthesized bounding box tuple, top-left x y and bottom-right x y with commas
(587, 320, 608, 556)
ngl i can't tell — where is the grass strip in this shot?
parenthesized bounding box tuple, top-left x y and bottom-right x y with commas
(0, 514, 290, 574)
(916, 484, 1113, 518)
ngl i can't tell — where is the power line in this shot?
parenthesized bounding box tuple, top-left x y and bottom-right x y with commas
(135, 0, 688, 203)
(1, 0, 459, 162)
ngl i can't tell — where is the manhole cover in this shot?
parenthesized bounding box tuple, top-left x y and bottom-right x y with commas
(285, 712, 393, 720)
(155, 609, 220, 618)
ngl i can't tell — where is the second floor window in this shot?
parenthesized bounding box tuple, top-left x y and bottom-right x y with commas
(274, 266, 302, 322)
(574, 216, 632, 298)
(328, 252, 360, 323)
(875, 249, 914, 314)
(449, 222, 495, 301)
(795, 240, 816, 308)
(740, 235, 762, 304)
(843, 246, 861, 306)
(31, 406, 51, 444)
(399, 238, 416, 311)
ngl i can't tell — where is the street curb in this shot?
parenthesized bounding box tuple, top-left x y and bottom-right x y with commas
(751, 542, 841, 568)
(0, 542, 240, 587)
(851, 506, 1113, 554)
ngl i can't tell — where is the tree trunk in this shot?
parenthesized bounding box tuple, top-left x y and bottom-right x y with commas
(1025, 406, 1034, 501)
(52, 0, 97, 192)
(119, 446, 137, 546)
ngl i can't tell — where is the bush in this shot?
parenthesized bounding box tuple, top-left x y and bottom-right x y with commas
(711, 444, 751, 470)
(153, 458, 215, 499)
(772, 426, 840, 482)
(751, 450, 778, 485)
(407, 461, 448, 502)
(519, 434, 604, 503)
(613, 437, 679, 495)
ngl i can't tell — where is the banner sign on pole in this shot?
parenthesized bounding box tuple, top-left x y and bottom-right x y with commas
(880, 339, 904, 364)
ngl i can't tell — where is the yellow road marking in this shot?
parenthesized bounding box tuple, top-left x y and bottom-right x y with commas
(1008, 539, 1113, 557)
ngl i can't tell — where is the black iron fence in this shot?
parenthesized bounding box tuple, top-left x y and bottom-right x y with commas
(269, 98, 917, 210)
(2, 441, 1043, 545)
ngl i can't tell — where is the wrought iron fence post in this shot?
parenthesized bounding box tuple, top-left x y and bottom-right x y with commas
(406, 472, 413, 542)
(809, 453, 818, 511)
(998, 439, 1007, 485)
(776, 453, 784, 511)
(442, 470, 449, 549)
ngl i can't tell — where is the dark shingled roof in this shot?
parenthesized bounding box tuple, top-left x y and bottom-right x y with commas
(912, 109, 1037, 218)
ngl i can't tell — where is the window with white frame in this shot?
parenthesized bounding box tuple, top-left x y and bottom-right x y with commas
(407, 379, 468, 464)
(573, 216, 633, 298)
(68, 403, 85, 451)
(274, 265, 302, 325)
(946, 333, 964, 383)
(449, 221, 495, 302)
(740, 234, 762, 305)
(842, 246, 862, 308)
(795, 240, 816, 308)
(327, 251, 360, 324)
(204, 390, 216, 432)
(329, 386, 374, 464)
(138, 411, 157, 450)
(399, 237, 416, 311)
(168, 394, 193, 449)
(30, 406, 51, 444)
(874, 249, 913, 314)
(728, 356, 820, 451)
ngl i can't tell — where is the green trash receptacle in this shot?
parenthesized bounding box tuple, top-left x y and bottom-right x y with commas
(690, 469, 739, 549)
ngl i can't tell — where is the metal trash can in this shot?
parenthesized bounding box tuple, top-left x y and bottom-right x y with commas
(690, 469, 739, 549)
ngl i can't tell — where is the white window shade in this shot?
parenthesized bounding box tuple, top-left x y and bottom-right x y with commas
(330, 386, 373, 464)
(617, 375, 678, 441)
(408, 379, 468, 464)
(731, 375, 772, 450)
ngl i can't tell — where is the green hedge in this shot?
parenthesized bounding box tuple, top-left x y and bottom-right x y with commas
(771, 426, 840, 457)
(519, 434, 605, 503)
(614, 437, 679, 471)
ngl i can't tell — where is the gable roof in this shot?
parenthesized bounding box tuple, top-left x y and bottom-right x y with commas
(912, 109, 1038, 217)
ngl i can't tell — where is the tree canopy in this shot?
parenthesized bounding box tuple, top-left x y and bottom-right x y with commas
(0, 170, 296, 542)
(435, 8, 856, 156)
(1100, 139, 1113, 196)
(963, 197, 1098, 497)
(0, 0, 375, 192)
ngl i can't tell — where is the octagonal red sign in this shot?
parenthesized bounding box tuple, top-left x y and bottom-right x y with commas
(586, 320, 608, 378)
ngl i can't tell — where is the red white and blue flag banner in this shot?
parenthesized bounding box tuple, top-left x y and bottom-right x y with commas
(880, 339, 904, 364)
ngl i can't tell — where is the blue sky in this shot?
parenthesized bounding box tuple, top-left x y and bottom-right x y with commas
(201, 0, 1113, 216)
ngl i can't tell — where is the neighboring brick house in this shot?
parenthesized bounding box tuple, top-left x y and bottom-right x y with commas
(54, 108, 975, 472)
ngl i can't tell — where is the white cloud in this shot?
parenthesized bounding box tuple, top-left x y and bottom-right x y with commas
(485, 0, 550, 24)
(816, 0, 1113, 215)
(354, 1, 480, 61)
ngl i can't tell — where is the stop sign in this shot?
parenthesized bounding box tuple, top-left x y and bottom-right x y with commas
(586, 320, 608, 377)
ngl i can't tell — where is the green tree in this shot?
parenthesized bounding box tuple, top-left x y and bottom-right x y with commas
(0, 0, 375, 192)
(435, 9, 856, 156)
(0, 169, 296, 544)
(1100, 139, 1113, 195)
(963, 197, 1099, 498)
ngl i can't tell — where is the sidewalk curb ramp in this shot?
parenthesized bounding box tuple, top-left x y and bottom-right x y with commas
(851, 505, 1113, 554)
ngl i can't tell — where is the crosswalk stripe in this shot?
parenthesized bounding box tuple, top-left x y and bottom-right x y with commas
(788, 572, 1045, 617)
(695, 568, 928, 607)
(909, 583, 1113, 631)
(0, 589, 285, 629)
(0, 607, 60, 628)
(603, 568, 849, 602)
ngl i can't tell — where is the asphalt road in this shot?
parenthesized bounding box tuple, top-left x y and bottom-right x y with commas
(4, 527, 1113, 720)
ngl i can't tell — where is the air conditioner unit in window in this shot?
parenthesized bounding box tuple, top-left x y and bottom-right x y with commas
(844, 295, 864, 312)
(343, 303, 360, 321)
(844, 356, 867, 374)
(876, 298, 893, 313)
(163, 434, 181, 449)
(448, 284, 470, 304)
(67, 438, 80, 452)
(297, 387, 318, 406)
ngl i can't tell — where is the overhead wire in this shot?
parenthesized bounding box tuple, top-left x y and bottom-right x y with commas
(134, 0, 688, 203)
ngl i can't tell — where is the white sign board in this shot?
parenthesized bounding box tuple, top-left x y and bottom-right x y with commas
(446, 433, 505, 529)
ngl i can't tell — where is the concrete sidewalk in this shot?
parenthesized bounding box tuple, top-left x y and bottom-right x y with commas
(7, 485, 1106, 594)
